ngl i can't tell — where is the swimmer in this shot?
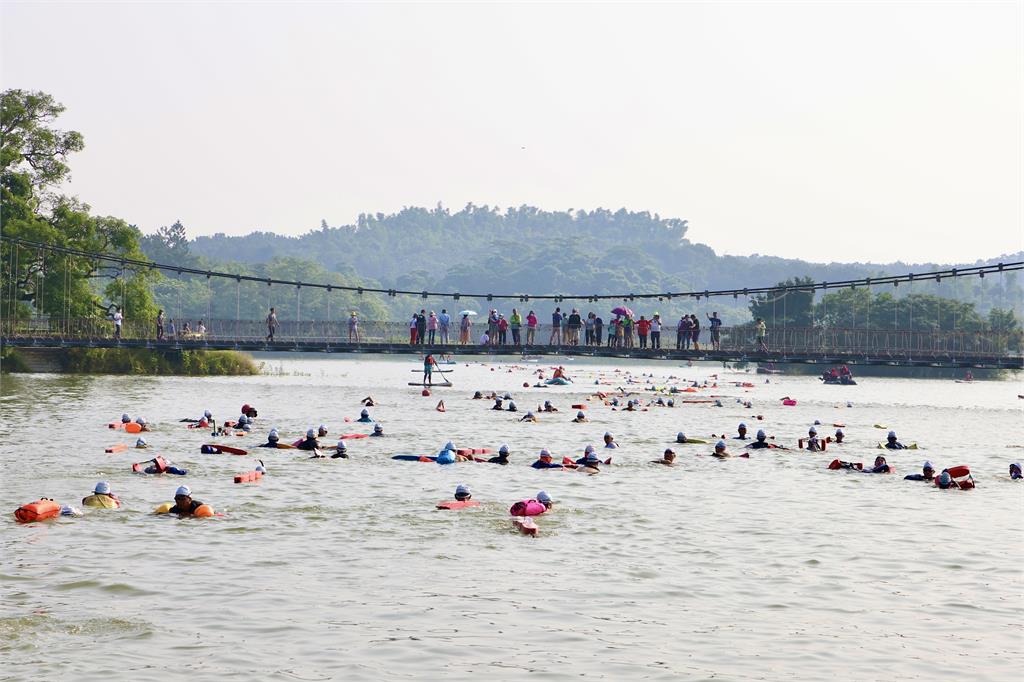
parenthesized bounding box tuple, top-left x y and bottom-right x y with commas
(712, 440, 730, 458)
(370, 423, 385, 437)
(492, 398, 504, 411)
(865, 455, 890, 474)
(134, 416, 150, 431)
(675, 431, 689, 444)
(537, 491, 554, 509)
(531, 450, 565, 469)
(833, 429, 845, 444)
(82, 481, 121, 509)
(623, 400, 637, 412)
(736, 423, 748, 440)
(135, 437, 150, 449)
(472, 391, 483, 400)
(361, 396, 376, 406)
(317, 424, 329, 438)
(507, 401, 518, 413)
(489, 444, 511, 465)
(884, 431, 906, 450)
(805, 427, 823, 452)
(1011, 463, 1023, 480)
(296, 428, 321, 451)
(935, 471, 955, 489)
(578, 451, 601, 473)
(542, 400, 558, 412)
(655, 397, 665, 406)
(666, 399, 675, 407)
(258, 429, 281, 448)
(603, 432, 618, 449)
(747, 429, 772, 449)
(572, 410, 589, 423)
(651, 449, 676, 466)
(236, 414, 251, 432)
(357, 408, 373, 423)
(134, 456, 187, 475)
(520, 411, 538, 423)
(904, 461, 935, 482)
(330, 439, 348, 459)
(575, 444, 597, 465)
(121, 413, 131, 424)
(160, 486, 209, 516)
(454, 484, 472, 502)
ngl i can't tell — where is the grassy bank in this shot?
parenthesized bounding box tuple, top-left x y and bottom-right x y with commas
(2, 347, 261, 375)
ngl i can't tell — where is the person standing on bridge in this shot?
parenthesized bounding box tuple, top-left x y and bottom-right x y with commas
(111, 306, 123, 341)
(549, 307, 563, 346)
(416, 309, 427, 345)
(526, 310, 538, 346)
(438, 309, 451, 344)
(510, 308, 522, 346)
(650, 313, 662, 349)
(156, 309, 165, 341)
(755, 318, 768, 352)
(637, 315, 651, 349)
(348, 311, 360, 343)
(459, 312, 472, 345)
(707, 312, 722, 350)
(409, 313, 419, 345)
(167, 318, 176, 340)
(427, 311, 438, 344)
(266, 307, 278, 342)
(690, 314, 701, 351)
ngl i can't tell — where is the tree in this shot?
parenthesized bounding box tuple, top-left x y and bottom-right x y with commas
(749, 277, 816, 327)
(1, 89, 84, 195)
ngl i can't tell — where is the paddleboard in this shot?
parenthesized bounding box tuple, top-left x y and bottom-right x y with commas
(408, 382, 452, 387)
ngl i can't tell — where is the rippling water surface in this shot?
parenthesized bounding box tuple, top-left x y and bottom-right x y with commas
(2, 356, 1022, 681)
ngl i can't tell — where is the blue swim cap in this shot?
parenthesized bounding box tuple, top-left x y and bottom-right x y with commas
(436, 450, 456, 465)
(585, 451, 599, 463)
(537, 491, 552, 503)
(715, 440, 726, 449)
(739, 423, 746, 429)
(938, 471, 952, 488)
(443, 440, 455, 452)
(456, 484, 470, 495)
(94, 481, 111, 494)
(136, 437, 147, 447)
(499, 444, 510, 454)
(756, 430, 766, 439)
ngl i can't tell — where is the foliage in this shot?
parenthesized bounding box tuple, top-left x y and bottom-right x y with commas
(61, 348, 260, 375)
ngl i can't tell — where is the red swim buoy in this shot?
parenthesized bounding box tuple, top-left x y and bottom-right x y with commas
(523, 382, 529, 388)
(422, 389, 431, 397)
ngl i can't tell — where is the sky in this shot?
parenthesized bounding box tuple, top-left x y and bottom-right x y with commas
(1, 1, 1020, 263)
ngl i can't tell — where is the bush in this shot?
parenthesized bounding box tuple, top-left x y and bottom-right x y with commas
(62, 348, 260, 375)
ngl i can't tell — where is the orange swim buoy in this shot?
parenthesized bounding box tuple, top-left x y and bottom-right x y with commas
(124, 423, 143, 434)
(233, 470, 263, 484)
(105, 444, 128, 453)
(571, 404, 586, 410)
(14, 499, 61, 523)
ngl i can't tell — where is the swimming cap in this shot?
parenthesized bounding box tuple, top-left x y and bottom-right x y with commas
(888, 431, 896, 438)
(1012, 462, 1022, 471)
(938, 471, 952, 488)
(756, 430, 766, 439)
(604, 432, 613, 438)
(456, 484, 470, 495)
(504, 393, 512, 400)
(677, 432, 686, 440)
(526, 411, 534, 417)
(361, 408, 369, 416)
(319, 424, 326, 431)
(537, 491, 552, 503)
(94, 481, 111, 494)
(136, 437, 147, 447)
(204, 410, 212, 418)
(809, 427, 817, 434)
(268, 429, 279, 441)
(373, 423, 383, 432)
(813, 419, 821, 425)
(835, 429, 844, 435)
(738, 423, 746, 429)
(667, 399, 674, 406)
(577, 411, 585, 418)
(544, 400, 552, 406)
(121, 413, 130, 422)
(585, 451, 599, 463)
(539, 448, 550, 458)
(499, 444, 510, 454)
(306, 428, 315, 438)
(508, 402, 517, 409)
(336, 439, 347, 451)
(175, 485, 191, 497)
(923, 461, 934, 470)
(443, 440, 455, 452)
(585, 444, 595, 453)
(715, 440, 726, 449)
(136, 416, 147, 425)
(847, 401, 853, 408)
(255, 464, 267, 473)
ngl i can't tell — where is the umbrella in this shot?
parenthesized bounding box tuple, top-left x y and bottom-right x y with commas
(459, 310, 478, 316)
(612, 306, 633, 317)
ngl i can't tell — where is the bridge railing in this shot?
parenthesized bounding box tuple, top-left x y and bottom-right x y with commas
(1, 317, 1018, 358)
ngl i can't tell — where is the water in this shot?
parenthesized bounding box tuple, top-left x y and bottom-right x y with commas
(2, 356, 1021, 681)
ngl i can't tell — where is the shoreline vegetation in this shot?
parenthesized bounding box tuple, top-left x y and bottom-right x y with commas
(1, 347, 261, 376)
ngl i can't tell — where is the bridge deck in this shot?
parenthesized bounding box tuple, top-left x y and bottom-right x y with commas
(3, 335, 1020, 369)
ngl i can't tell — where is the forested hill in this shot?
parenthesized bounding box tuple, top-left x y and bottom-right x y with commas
(163, 204, 1021, 320)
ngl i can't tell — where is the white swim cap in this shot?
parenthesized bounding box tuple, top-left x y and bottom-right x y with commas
(537, 491, 552, 503)
(923, 461, 934, 470)
(456, 484, 470, 495)
(136, 437, 147, 446)
(604, 431, 613, 438)
(268, 429, 279, 441)
(94, 481, 111, 494)
(809, 427, 817, 434)
(336, 439, 347, 450)
(306, 428, 315, 438)
(715, 440, 726, 449)
(136, 416, 147, 425)
(319, 423, 326, 431)
(175, 485, 191, 497)
(499, 444, 510, 454)
(255, 464, 266, 473)
(121, 413, 130, 421)
(204, 410, 212, 418)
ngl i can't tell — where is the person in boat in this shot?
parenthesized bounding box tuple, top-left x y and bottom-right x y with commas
(884, 431, 907, 449)
(578, 451, 601, 473)
(454, 484, 472, 502)
(361, 396, 376, 406)
(492, 397, 504, 410)
(532, 450, 565, 469)
(833, 428, 845, 444)
(572, 410, 589, 423)
(748, 429, 773, 449)
(736, 423, 748, 440)
(805, 427, 824, 452)
(542, 400, 558, 412)
(297, 428, 321, 451)
(134, 416, 150, 431)
(82, 481, 121, 509)
(712, 440, 730, 458)
(357, 408, 373, 423)
(135, 437, 150, 449)
(330, 439, 348, 459)
(840, 365, 852, 378)
(423, 353, 437, 386)
(489, 444, 511, 465)
(370, 423, 385, 437)
(1010, 462, 1022, 480)
(161, 486, 208, 517)
(257, 429, 281, 448)
(507, 401, 518, 412)
(317, 424, 329, 438)
(603, 432, 618, 449)
(865, 455, 891, 474)
(904, 461, 935, 482)
(520, 411, 538, 423)
(651, 449, 676, 466)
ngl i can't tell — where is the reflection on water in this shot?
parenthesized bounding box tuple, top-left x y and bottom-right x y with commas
(2, 357, 1022, 681)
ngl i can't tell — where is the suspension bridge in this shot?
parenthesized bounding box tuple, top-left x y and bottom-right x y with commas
(1, 235, 1021, 370)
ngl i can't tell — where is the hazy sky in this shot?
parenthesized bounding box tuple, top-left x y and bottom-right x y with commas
(2, 1, 1020, 263)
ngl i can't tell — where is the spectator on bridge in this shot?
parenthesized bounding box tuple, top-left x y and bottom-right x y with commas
(650, 314, 662, 349)
(459, 313, 472, 345)
(112, 306, 123, 340)
(755, 318, 768, 351)
(676, 315, 689, 349)
(690, 314, 701, 351)
(497, 314, 508, 345)
(197, 320, 207, 336)
(707, 312, 722, 350)
(525, 310, 538, 345)
(479, 330, 490, 346)
(416, 310, 427, 345)
(567, 309, 583, 345)
(182, 321, 192, 335)
(156, 309, 165, 341)
(549, 307, 563, 346)
(487, 309, 499, 345)
(510, 308, 522, 345)
(409, 313, 419, 345)
(427, 311, 438, 344)
(348, 311, 359, 343)
(637, 315, 651, 349)
(593, 315, 604, 346)
(584, 312, 595, 345)
(266, 307, 278, 342)
(167, 318, 176, 340)
(438, 309, 451, 344)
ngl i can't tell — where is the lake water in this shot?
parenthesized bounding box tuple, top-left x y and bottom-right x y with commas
(2, 355, 1022, 681)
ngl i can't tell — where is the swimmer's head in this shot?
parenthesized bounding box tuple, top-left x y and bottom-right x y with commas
(499, 444, 510, 455)
(94, 481, 111, 495)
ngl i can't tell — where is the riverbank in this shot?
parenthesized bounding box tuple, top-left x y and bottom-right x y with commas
(0, 346, 261, 375)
